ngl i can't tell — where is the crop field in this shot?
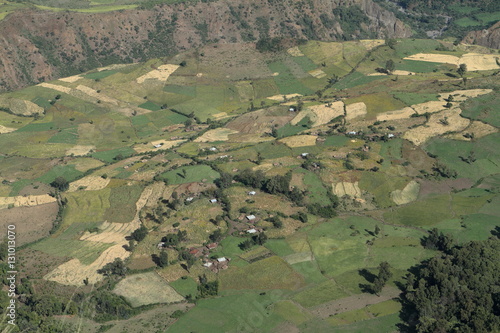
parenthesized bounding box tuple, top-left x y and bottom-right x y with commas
(393, 91, 440, 106)
(159, 164, 219, 185)
(455, 11, 500, 27)
(332, 71, 386, 90)
(103, 184, 143, 222)
(168, 292, 286, 333)
(138, 100, 161, 111)
(461, 91, 500, 127)
(393, 39, 440, 58)
(113, 272, 184, 307)
(345, 92, 406, 119)
(36, 164, 84, 184)
(170, 276, 198, 297)
(83, 70, 118, 80)
(91, 146, 136, 162)
(268, 61, 314, 95)
(31, 237, 113, 265)
(424, 134, 500, 181)
(60, 188, 111, 231)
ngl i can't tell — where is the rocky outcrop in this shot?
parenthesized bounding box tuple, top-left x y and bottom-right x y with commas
(0, 0, 411, 92)
(462, 21, 500, 50)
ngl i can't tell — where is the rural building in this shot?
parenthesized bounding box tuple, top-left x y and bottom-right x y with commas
(217, 257, 227, 263)
(206, 243, 218, 250)
(246, 215, 256, 221)
(157, 242, 165, 249)
(203, 262, 213, 268)
(153, 143, 163, 148)
(209, 147, 217, 151)
(189, 248, 199, 255)
(301, 153, 309, 157)
(209, 198, 217, 203)
(347, 131, 357, 135)
(247, 228, 257, 234)
(186, 197, 194, 202)
(388, 133, 395, 138)
(248, 191, 256, 195)
(289, 106, 297, 112)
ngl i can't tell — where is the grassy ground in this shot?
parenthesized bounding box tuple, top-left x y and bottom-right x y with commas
(159, 165, 219, 185)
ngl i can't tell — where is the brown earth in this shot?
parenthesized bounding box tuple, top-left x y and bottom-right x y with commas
(0, 0, 411, 92)
(418, 178, 474, 198)
(0, 202, 58, 246)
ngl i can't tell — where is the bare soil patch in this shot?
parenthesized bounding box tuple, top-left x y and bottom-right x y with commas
(404, 53, 460, 65)
(59, 75, 81, 83)
(0, 202, 58, 246)
(418, 178, 473, 198)
(18, 248, 70, 279)
(291, 101, 344, 127)
(309, 68, 327, 78)
(411, 101, 447, 115)
(76, 85, 119, 105)
(38, 82, 72, 94)
(459, 53, 500, 71)
(310, 287, 400, 319)
(267, 94, 302, 102)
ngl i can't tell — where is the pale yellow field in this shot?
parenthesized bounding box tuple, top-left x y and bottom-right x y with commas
(136, 64, 180, 84)
(376, 107, 415, 121)
(411, 101, 447, 115)
(113, 272, 184, 307)
(267, 94, 302, 102)
(438, 89, 492, 102)
(133, 139, 185, 153)
(291, 101, 344, 127)
(76, 85, 119, 105)
(194, 128, 239, 142)
(279, 135, 318, 147)
(404, 53, 500, 71)
(0, 194, 57, 209)
(287, 46, 305, 57)
(309, 69, 327, 78)
(38, 82, 72, 94)
(59, 75, 81, 83)
(0, 125, 16, 134)
(390, 180, 420, 205)
(367, 70, 415, 76)
(359, 39, 385, 50)
(345, 102, 367, 121)
(403, 108, 470, 145)
(332, 181, 362, 198)
(446, 120, 498, 141)
(68, 176, 110, 192)
(66, 145, 95, 156)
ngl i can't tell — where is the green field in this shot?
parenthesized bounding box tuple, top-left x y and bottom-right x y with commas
(332, 71, 385, 90)
(159, 165, 219, 184)
(268, 61, 314, 95)
(31, 238, 112, 265)
(92, 146, 136, 163)
(460, 91, 500, 127)
(103, 184, 143, 222)
(84, 70, 118, 80)
(393, 92, 440, 106)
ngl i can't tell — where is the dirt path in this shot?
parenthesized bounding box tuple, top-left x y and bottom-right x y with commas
(309, 286, 401, 319)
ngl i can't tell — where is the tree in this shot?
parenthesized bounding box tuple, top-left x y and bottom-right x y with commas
(209, 229, 223, 243)
(457, 63, 467, 77)
(374, 225, 381, 236)
(184, 118, 193, 128)
(402, 237, 500, 332)
(131, 225, 148, 242)
(371, 261, 392, 295)
(385, 38, 397, 49)
(385, 59, 395, 73)
(158, 251, 169, 268)
(215, 172, 232, 189)
(50, 176, 69, 191)
(97, 258, 127, 277)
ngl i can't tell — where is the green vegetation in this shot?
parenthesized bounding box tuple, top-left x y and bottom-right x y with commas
(159, 165, 219, 184)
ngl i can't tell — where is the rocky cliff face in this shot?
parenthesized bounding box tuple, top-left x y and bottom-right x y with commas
(462, 22, 500, 50)
(0, 0, 412, 92)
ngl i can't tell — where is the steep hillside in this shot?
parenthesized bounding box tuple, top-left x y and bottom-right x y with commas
(463, 21, 500, 49)
(0, 0, 411, 92)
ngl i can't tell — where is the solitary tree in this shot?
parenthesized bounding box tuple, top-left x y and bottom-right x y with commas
(158, 251, 169, 268)
(50, 176, 69, 191)
(385, 59, 395, 74)
(457, 63, 467, 77)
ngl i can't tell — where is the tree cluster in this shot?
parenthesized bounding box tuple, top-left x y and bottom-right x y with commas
(402, 237, 500, 332)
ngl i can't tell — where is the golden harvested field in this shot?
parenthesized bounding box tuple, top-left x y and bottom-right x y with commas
(376, 107, 415, 121)
(194, 128, 239, 142)
(59, 75, 81, 83)
(390, 180, 420, 205)
(445, 120, 498, 141)
(287, 46, 305, 57)
(136, 64, 180, 84)
(66, 145, 95, 156)
(267, 93, 302, 102)
(345, 102, 367, 121)
(279, 135, 318, 147)
(359, 39, 385, 50)
(113, 272, 184, 307)
(403, 107, 470, 145)
(404, 53, 500, 71)
(332, 182, 363, 198)
(38, 82, 72, 94)
(291, 101, 344, 127)
(68, 176, 110, 192)
(0, 194, 57, 209)
(0, 124, 16, 134)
